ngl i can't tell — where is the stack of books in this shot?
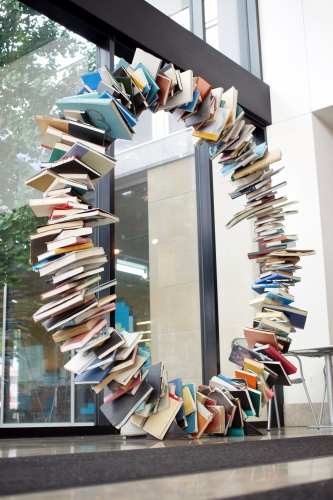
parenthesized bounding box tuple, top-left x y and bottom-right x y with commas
(217, 87, 316, 394)
(227, 333, 297, 414)
(26, 113, 121, 385)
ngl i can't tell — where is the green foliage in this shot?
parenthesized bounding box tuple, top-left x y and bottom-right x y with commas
(0, 206, 46, 287)
(0, 0, 96, 285)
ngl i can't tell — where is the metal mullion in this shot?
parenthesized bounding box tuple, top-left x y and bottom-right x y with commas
(1, 284, 7, 427)
(94, 38, 116, 429)
(190, 0, 206, 40)
(246, 0, 263, 80)
(195, 143, 220, 384)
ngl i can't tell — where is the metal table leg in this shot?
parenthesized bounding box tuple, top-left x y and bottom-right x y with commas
(308, 353, 333, 429)
(325, 353, 333, 425)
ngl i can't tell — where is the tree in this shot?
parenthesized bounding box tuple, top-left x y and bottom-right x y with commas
(0, 0, 95, 285)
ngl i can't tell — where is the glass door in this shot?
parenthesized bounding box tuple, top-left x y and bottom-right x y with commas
(0, 1, 96, 426)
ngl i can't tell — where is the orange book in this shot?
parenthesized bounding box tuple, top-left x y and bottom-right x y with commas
(235, 369, 258, 390)
(196, 76, 212, 100)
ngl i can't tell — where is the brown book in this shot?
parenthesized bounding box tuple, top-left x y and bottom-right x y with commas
(156, 74, 172, 105)
(195, 76, 212, 101)
(205, 406, 225, 434)
(52, 317, 100, 342)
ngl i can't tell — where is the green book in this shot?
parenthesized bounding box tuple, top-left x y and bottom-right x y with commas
(49, 142, 71, 162)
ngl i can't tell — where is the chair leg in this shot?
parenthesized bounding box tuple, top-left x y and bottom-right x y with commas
(319, 382, 327, 426)
(302, 379, 319, 429)
(267, 399, 272, 432)
(273, 386, 281, 429)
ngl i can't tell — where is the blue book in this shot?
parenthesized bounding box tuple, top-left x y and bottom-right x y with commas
(217, 374, 236, 386)
(74, 365, 111, 384)
(81, 70, 102, 90)
(183, 383, 198, 435)
(266, 291, 294, 305)
(252, 142, 267, 158)
(134, 63, 160, 105)
(85, 350, 116, 371)
(31, 254, 64, 271)
(252, 283, 281, 294)
(169, 377, 185, 422)
(255, 273, 297, 285)
(56, 97, 132, 140)
(263, 304, 307, 329)
(179, 89, 200, 112)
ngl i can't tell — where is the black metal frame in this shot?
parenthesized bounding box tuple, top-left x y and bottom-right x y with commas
(11, 0, 274, 431)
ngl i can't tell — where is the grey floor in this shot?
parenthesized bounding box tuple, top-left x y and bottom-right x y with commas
(0, 427, 333, 499)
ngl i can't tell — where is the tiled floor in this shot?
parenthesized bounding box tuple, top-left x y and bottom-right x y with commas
(0, 427, 333, 499)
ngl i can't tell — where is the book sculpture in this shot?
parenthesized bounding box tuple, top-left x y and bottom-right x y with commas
(25, 47, 314, 438)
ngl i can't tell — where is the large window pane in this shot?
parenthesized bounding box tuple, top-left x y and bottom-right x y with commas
(145, 0, 191, 30)
(115, 138, 202, 385)
(0, 1, 95, 424)
(204, 0, 250, 71)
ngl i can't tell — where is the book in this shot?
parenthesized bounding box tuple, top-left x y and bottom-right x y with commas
(100, 381, 153, 429)
(64, 349, 96, 374)
(36, 115, 106, 146)
(94, 329, 125, 359)
(29, 197, 79, 217)
(253, 344, 297, 375)
(74, 364, 112, 385)
(60, 318, 107, 352)
(143, 395, 183, 440)
(235, 369, 258, 390)
(41, 126, 106, 154)
(38, 247, 105, 276)
(192, 402, 213, 439)
(243, 327, 280, 350)
(55, 97, 133, 141)
(52, 317, 100, 342)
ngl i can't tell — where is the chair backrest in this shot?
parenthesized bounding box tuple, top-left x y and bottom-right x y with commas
(230, 336, 247, 349)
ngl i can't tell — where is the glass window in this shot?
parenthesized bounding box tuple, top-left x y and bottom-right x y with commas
(145, 0, 191, 30)
(0, 1, 95, 425)
(204, 0, 250, 71)
(115, 138, 202, 386)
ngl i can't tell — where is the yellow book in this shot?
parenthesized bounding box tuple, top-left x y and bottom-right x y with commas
(233, 149, 282, 180)
(182, 386, 196, 416)
(143, 396, 183, 440)
(53, 242, 93, 254)
(97, 293, 117, 307)
(243, 357, 265, 375)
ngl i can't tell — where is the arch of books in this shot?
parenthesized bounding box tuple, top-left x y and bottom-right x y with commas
(26, 48, 314, 439)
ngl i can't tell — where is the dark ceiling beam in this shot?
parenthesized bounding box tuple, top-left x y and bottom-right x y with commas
(21, 0, 271, 125)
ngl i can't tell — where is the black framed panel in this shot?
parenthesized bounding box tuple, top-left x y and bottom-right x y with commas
(195, 142, 220, 384)
(21, 0, 271, 125)
(94, 39, 117, 428)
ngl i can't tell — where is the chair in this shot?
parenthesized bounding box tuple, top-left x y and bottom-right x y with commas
(230, 337, 319, 430)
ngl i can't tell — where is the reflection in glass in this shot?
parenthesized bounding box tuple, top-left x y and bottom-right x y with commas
(145, 0, 190, 30)
(204, 0, 250, 71)
(0, 2, 95, 424)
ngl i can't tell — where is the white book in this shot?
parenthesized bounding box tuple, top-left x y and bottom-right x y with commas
(115, 332, 143, 361)
(64, 350, 97, 374)
(132, 48, 162, 80)
(159, 70, 194, 110)
(53, 227, 93, 242)
(29, 197, 79, 217)
(39, 248, 105, 277)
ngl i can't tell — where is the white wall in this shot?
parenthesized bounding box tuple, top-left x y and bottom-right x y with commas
(258, 0, 333, 403)
(214, 0, 333, 409)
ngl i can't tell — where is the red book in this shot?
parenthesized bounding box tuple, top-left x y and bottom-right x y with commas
(255, 344, 297, 375)
(247, 249, 274, 260)
(103, 376, 142, 404)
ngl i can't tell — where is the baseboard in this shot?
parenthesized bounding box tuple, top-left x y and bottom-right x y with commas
(283, 403, 328, 426)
